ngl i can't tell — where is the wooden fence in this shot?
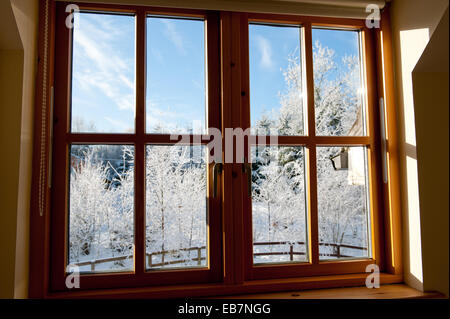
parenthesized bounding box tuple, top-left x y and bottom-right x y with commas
(73, 241, 367, 272)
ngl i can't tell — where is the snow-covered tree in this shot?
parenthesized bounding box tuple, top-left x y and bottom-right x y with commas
(316, 147, 368, 258)
(252, 147, 306, 261)
(145, 145, 206, 266)
(69, 146, 134, 269)
(253, 40, 368, 260)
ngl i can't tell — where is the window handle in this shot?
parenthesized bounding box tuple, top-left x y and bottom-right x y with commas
(213, 162, 223, 198)
(242, 162, 252, 198)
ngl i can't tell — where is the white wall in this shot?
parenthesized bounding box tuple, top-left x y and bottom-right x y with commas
(390, 0, 449, 293)
(0, 0, 38, 299)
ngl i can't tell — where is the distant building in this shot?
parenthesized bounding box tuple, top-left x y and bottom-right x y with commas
(348, 107, 365, 186)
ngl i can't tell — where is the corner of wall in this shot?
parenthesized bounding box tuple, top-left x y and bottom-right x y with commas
(389, 0, 449, 294)
(10, 0, 39, 299)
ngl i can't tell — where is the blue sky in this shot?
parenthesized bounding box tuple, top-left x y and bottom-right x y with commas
(71, 12, 136, 133)
(71, 13, 360, 133)
(249, 24, 360, 128)
(249, 23, 301, 128)
(146, 17, 205, 133)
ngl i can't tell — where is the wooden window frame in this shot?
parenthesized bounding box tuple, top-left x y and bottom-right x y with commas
(240, 13, 382, 281)
(29, 0, 402, 298)
(49, 2, 222, 291)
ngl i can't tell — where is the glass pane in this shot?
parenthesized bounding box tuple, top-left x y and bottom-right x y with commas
(317, 146, 370, 260)
(146, 17, 206, 134)
(146, 145, 207, 269)
(251, 146, 308, 264)
(69, 145, 134, 272)
(249, 24, 304, 136)
(312, 28, 365, 136)
(71, 12, 136, 133)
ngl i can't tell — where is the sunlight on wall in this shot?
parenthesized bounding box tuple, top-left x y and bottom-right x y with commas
(399, 28, 430, 285)
(399, 28, 429, 145)
(406, 155, 423, 282)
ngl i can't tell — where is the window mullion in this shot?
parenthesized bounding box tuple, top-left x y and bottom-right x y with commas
(134, 8, 146, 276)
(303, 23, 319, 264)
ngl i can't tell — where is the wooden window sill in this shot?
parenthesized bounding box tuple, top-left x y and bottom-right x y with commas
(219, 284, 445, 299)
(45, 273, 409, 299)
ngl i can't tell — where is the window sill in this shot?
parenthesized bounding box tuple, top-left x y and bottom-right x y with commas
(46, 273, 404, 299)
(219, 283, 444, 299)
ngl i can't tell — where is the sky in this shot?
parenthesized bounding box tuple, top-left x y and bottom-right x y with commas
(249, 24, 361, 129)
(71, 12, 360, 134)
(72, 12, 136, 133)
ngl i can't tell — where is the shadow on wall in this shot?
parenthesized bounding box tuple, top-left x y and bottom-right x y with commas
(412, 6, 449, 298)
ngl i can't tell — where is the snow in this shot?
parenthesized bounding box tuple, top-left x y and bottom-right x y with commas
(68, 40, 370, 272)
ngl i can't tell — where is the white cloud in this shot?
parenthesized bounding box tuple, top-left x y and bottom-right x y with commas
(151, 47, 164, 62)
(162, 19, 186, 55)
(146, 100, 181, 119)
(192, 79, 204, 90)
(119, 74, 134, 90)
(255, 35, 274, 69)
(104, 116, 132, 132)
(73, 16, 135, 111)
(145, 99, 203, 133)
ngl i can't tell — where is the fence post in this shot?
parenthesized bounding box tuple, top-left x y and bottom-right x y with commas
(197, 247, 202, 265)
(90, 261, 95, 272)
(289, 244, 294, 261)
(336, 245, 340, 258)
(147, 254, 152, 268)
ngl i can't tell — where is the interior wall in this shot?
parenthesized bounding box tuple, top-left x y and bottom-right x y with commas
(11, 0, 39, 299)
(0, 1, 24, 299)
(412, 8, 449, 297)
(0, 0, 38, 299)
(390, 0, 449, 292)
(0, 50, 24, 298)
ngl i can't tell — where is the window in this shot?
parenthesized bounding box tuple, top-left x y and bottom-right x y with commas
(248, 25, 373, 267)
(51, 4, 221, 290)
(32, 2, 399, 297)
(242, 17, 381, 281)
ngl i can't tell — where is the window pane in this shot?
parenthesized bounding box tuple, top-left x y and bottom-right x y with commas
(69, 145, 134, 272)
(312, 28, 365, 136)
(251, 146, 308, 264)
(317, 146, 370, 260)
(249, 24, 304, 136)
(146, 17, 206, 134)
(71, 13, 136, 133)
(146, 145, 207, 269)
